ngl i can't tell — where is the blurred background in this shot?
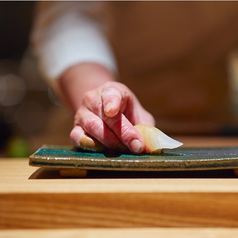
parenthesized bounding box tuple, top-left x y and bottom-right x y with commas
(0, 2, 72, 158)
(0, 1, 238, 158)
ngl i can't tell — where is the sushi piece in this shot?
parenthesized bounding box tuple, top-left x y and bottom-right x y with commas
(134, 124, 183, 154)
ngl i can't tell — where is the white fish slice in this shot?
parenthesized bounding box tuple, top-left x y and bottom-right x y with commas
(134, 124, 183, 154)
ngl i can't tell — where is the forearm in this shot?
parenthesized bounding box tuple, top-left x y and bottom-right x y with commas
(30, 1, 116, 102)
(58, 63, 117, 113)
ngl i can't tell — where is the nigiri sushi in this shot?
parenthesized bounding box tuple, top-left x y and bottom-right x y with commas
(134, 124, 183, 154)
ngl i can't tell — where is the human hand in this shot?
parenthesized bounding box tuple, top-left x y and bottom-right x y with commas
(70, 81, 155, 153)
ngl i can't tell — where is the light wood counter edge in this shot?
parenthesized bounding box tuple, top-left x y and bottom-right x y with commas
(1, 159, 238, 194)
(1, 228, 238, 238)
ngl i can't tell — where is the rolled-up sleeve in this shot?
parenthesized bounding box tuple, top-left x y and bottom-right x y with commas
(30, 1, 116, 83)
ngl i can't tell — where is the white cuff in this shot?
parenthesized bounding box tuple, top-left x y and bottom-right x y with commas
(32, 6, 116, 81)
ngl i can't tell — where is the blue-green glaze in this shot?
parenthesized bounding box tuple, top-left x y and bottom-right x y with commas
(29, 145, 238, 171)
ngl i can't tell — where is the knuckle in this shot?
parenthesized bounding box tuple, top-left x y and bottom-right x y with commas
(104, 81, 114, 88)
(73, 107, 86, 126)
(85, 117, 100, 133)
(120, 125, 134, 144)
(83, 91, 102, 115)
(93, 102, 103, 116)
(74, 111, 82, 126)
(82, 90, 94, 104)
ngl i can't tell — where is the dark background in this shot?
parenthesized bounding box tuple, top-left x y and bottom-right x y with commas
(0, 1, 34, 60)
(0, 2, 70, 157)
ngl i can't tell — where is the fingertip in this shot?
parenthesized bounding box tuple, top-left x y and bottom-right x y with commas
(102, 88, 121, 117)
(129, 139, 144, 154)
(104, 102, 113, 115)
(104, 100, 122, 117)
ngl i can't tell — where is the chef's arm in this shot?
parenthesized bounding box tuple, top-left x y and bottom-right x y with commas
(30, 1, 154, 153)
(30, 1, 117, 108)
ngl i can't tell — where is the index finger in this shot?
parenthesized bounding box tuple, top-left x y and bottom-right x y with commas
(102, 112, 145, 153)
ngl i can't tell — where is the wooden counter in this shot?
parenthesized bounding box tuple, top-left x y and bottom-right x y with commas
(1, 137, 238, 237)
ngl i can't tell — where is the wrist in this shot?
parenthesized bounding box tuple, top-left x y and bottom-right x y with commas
(59, 62, 116, 112)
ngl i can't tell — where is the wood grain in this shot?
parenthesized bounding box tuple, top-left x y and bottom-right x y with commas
(1, 192, 238, 228)
(1, 136, 238, 229)
(1, 160, 238, 194)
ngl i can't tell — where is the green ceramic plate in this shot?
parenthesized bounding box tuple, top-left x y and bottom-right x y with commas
(29, 145, 238, 171)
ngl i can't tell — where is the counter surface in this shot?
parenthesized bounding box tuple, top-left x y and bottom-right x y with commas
(1, 136, 238, 236)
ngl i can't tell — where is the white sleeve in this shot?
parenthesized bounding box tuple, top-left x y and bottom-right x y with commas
(30, 1, 116, 82)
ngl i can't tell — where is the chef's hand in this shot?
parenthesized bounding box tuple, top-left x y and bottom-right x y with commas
(59, 63, 155, 153)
